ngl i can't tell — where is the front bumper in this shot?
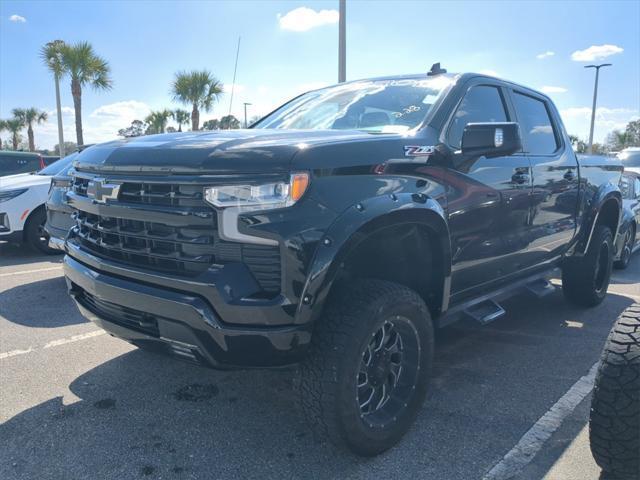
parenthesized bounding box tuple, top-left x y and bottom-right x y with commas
(64, 254, 312, 368)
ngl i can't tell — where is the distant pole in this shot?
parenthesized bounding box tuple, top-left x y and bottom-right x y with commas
(585, 63, 612, 154)
(338, 0, 346, 82)
(228, 36, 241, 119)
(243, 102, 252, 128)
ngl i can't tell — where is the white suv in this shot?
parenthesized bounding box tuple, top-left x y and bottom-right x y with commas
(0, 156, 73, 253)
(619, 147, 640, 175)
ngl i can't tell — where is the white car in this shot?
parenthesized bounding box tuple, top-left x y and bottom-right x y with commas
(0, 156, 73, 254)
(619, 147, 640, 175)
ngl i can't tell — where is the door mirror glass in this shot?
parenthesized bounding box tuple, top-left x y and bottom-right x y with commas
(461, 122, 522, 158)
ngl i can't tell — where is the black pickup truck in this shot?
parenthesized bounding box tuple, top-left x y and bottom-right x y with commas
(63, 66, 623, 455)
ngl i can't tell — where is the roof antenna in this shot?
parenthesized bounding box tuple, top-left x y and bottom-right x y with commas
(428, 62, 447, 76)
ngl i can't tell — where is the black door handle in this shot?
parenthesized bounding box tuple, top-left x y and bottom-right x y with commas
(511, 172, 529, 184)
(564, 170, 576, 181)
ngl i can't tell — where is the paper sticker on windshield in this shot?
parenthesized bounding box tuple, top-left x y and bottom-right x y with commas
(404, 145, 435, 157)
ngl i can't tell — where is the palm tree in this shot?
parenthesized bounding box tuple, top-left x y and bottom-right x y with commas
(219, 115, 241, 130)
(171, 70, 223, 131)
(172, 109, 191, 132)
(144, 110, 172, 134)
(5, 119, 24, 150)
(12, 108, 48, 152)
(0, 119, 8, 150)
(40, 40, 67, 155)
(59, 41, 113, 146)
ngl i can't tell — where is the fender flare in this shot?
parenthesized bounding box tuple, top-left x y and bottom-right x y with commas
(295, 192, 452, 325)
(574, 184, 622, 256)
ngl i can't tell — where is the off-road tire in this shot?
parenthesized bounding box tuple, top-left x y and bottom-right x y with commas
(296, 279, 434, 456)
(25, 208, 59, 255)
(562, 225, 613, 307)
(589, 303, 640, 479)
(614, 225, 636, 270)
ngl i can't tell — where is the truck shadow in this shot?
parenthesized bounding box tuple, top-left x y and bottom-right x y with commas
(0, 276, 88, 328)
(0, 242, 64, 267)
(1, 291, 633, 480)
(610, 253, 640, 285)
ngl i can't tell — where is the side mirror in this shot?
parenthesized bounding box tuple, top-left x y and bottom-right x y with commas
(461, 122, 522, 158)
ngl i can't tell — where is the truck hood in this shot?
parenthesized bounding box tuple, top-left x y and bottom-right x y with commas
(74, 129, 388, 175)
(0, 172, 51, 190)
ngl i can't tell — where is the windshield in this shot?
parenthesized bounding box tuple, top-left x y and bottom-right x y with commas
(254, 76, 453, 133)
(38, 153, 76, 176)
(618, 150, 640, 167)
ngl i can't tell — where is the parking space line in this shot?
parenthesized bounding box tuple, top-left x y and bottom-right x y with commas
(0, 330, 105, 360)
(0, 266, 63, 277)
(482, 361, 599, 480)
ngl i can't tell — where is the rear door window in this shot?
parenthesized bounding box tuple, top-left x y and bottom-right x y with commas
(512, 92, 558, 154)
(448, 85, 508, 149)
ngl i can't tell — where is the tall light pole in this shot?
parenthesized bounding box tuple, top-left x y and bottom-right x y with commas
(243, 102, 252, 128)
(338, 0, 346, 82)
(585, 63, 612, 154)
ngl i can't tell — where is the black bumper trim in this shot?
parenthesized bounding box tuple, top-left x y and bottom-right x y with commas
(64, 255, 310, 368)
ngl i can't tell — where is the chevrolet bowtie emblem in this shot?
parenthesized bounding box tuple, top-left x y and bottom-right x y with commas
(86, 178, 121, 203)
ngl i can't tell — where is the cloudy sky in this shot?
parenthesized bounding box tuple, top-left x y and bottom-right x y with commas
(0, 0, 638, 150)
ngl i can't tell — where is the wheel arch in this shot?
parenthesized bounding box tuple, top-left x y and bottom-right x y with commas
(574, 186, 622, 256)
(296, 193, 452, 326)
(22, 203, 47, 241)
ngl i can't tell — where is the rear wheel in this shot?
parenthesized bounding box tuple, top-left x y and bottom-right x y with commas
(562, 225, 613, 307)
(589, 304, 640, 478)
(614, 225, 636, 270)
(296, 279, 434, 456)
(25, 208, 60, 255)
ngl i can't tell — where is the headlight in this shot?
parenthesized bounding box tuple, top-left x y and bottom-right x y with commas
(204, 173, 309, 211)
(0, 188, 28, 203)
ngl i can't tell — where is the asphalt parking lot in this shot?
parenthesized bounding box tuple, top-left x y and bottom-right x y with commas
(1, 241, 638, 480)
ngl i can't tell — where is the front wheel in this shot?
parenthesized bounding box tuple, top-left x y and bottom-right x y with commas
(562, 225, 613, 307)
(614, 225, 636, 270)
(296, 279, 434, 456)
(25, 208, 60, 255)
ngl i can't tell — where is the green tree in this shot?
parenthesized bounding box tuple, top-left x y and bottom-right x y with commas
(172, 109, 191, 132)
(59, 41, 113, 146)
(118, 119, 146, 138)
(568, 134, 587, 153)
(54, 141, 78, 156)
(171, 70, 223, 131)
(5, 118, 24, 150)
(12, 108, 48, 152)
(219, 114, 240, 130)
(606, 130, 634, 151)
(624, 119, 640, 146)
(0, 119, 7, 149)
(201, 119, 220, 130)
(144, 110, 172, 134)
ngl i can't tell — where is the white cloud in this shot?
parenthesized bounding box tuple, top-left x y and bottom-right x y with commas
(479, 69, 501, 77)
(278, 7, 339, 32)
(31, 100, 152, 149)
(223, 83, 246, 94)
(536, 51, 555, 59)
(47, 106, 75, 117)
(9, 14, 26, 23)
(540, 86, 568, 94)
(294, 81, 330, 94)
(571, 44, 623, 62)
(560, 106, 638, 143)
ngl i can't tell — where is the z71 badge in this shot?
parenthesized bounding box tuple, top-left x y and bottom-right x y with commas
(403, 145, 435, 157)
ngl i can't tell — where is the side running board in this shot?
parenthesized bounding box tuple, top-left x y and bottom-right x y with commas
(463, 299, 506, 325)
